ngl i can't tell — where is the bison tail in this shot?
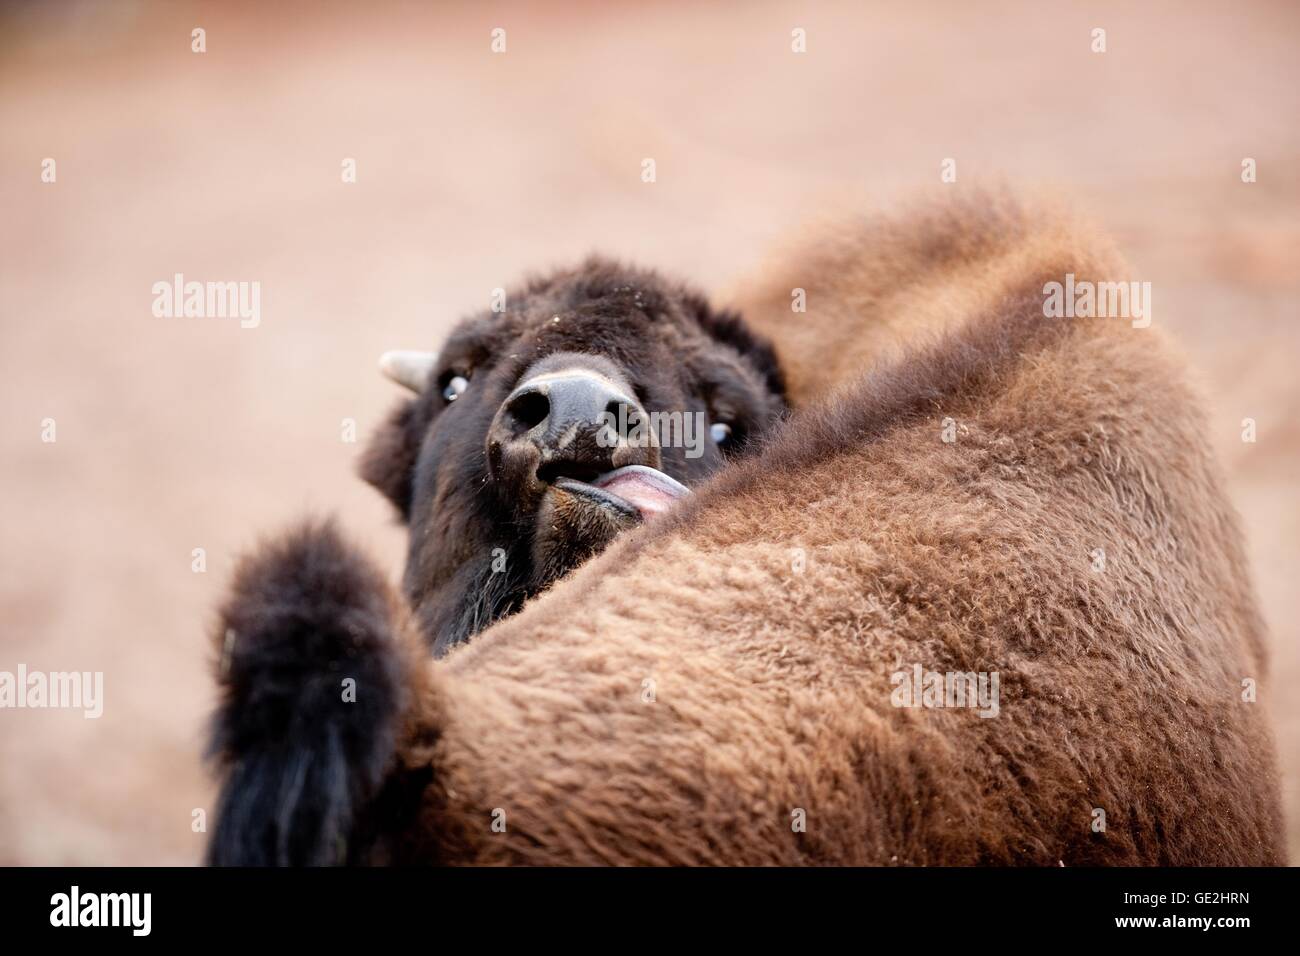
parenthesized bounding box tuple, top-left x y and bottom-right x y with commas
(205, 519, 409, 866)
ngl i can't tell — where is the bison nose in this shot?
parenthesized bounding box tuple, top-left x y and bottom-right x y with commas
(509, 371, 636, 439)
(487, 369, 659, 493)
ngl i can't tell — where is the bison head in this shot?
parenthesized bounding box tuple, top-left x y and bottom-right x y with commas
(361, 258, 785, 655)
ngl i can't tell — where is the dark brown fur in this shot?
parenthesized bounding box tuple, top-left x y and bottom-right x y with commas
(205, 521, 414, 865)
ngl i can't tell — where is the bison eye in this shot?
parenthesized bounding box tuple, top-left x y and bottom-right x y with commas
(709, 421, 733, 445)
(442, 374, 470, 403)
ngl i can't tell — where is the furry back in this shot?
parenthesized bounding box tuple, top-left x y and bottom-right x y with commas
(383, 194, 1284, 864)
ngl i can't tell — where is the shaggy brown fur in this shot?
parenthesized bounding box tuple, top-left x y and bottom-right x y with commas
(377, 192, 1283, 864)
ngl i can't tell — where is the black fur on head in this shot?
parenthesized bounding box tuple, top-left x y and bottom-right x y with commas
(361, 256, 786, 656)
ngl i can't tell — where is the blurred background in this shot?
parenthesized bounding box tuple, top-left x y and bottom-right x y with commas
(1, 0, 1296, 864)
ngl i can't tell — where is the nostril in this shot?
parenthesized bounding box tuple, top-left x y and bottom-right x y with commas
(604, 400, 641, 438)
(507, 390, 550, 432)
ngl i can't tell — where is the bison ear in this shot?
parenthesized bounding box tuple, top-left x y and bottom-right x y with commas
(360, 398, 424, 521)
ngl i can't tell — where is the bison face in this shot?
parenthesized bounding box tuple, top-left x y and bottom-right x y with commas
(361, 258, 786, 655)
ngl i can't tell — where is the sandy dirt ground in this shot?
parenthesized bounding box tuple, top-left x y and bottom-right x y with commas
(1, 0, 1297, 865)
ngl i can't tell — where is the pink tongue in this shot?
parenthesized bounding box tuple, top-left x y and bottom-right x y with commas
(593, 466, 689, 518)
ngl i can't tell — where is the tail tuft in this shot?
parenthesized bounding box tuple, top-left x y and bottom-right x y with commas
(206, 519, 405, 866)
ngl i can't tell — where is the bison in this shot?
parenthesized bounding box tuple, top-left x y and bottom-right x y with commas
(209, 192, 1285, 866)
(207, 259, 787, 864)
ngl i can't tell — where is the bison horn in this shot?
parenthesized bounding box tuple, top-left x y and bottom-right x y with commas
(378, 350, 437, 392)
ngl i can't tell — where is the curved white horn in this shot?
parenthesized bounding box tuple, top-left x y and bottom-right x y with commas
(378, 350, 437, 392)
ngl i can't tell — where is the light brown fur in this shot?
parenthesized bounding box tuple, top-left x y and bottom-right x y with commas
(386, 192, 1284, 865)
